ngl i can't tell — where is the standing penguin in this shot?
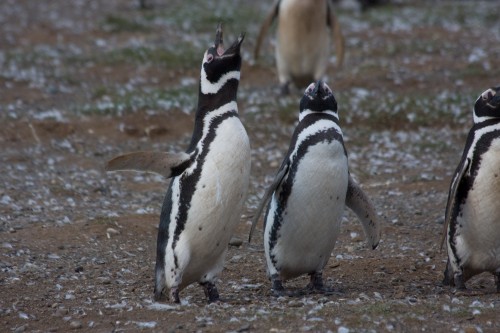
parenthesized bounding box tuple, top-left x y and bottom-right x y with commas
(442, 86, 500, 292)
(254, 0, 345, 95)
(106, 25, 251, 303)
(249, 81, 380, 295)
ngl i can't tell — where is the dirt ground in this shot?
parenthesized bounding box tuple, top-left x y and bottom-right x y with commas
(1, 0, 500, 332)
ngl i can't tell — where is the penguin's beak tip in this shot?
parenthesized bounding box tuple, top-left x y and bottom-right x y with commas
(215, 24, 223, 46)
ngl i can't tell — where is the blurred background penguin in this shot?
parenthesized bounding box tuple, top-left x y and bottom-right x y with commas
(254, 0, 345, 95)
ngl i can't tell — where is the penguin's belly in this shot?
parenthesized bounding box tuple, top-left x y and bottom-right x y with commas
(457, 142, 500, 272)
(172, 119, 251, 287)
(272, 142, 348, 279)
(277, 0, 329, 81)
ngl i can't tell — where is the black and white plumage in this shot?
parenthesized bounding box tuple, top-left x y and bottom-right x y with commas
(106, 25, 251, 303)
(249, 81, 380, 295)
(254, 0, 344, 95)
(442, 86, 500, 292)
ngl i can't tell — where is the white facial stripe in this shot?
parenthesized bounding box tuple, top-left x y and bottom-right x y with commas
(299, 109, 338, 122)
(290, 118, 343, 160)
(200, 67, 240, 95)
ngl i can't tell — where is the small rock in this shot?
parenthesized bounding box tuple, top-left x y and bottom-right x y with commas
(18, 312, 29, 319)
(69, 320, 83, 329)
(75, 266, 84, 273)
(338, 327, 350, 333)
(106, 228, 120, 238)
(13, 324, 27, 333)
(229, 237, 243, 247)
(54, 307, 69, 317)
(237, 323, 251, 332)
(464, 327, 478, 333)
(288, 300, 303, 307)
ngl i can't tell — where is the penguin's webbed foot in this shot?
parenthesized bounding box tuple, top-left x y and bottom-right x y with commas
(305, 272, 336, 295)
(270, 275, 295, 297)
(442, 261, 454, 287)
(153, 287, 169, 302)
(200, 281, 220, 303)
(170, 287, 181, 303)
(453, 272, 466, 291)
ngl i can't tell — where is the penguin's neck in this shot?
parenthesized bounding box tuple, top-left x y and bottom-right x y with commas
(187, 79, 239, 152)
(196, 79, 239, 116)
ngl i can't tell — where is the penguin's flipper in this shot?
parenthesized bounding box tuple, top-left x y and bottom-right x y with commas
(248, 162, 289, 243)
(254, 0, 280, 60)
(440, 157, 470, 249)
(106, 151, 192, 179)
(345, 174, 381, 249)
(327, 0, 345, 68)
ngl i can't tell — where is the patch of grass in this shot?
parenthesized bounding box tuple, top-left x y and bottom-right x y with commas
(339, 90, 474, 129)
(91, 86, 110, 100)
(77, 85, 197, 116)
(91, 216, 118, 225)
(102, 15, 150, 33)
(141, 1, 261, 36)
(75, 45, 200, 70)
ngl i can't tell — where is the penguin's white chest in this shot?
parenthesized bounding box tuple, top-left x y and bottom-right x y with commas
(456, 138, 500, 271)
(266, 140, 348, 279)
(168, 117, 251, 287)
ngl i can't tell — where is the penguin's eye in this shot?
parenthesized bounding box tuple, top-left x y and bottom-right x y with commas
(206, 54, 214, 63)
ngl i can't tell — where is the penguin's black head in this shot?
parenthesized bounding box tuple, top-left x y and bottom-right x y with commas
(473, 86, 500, 123)
(201, 24, 245, 86)
(299, 81, 338, 118)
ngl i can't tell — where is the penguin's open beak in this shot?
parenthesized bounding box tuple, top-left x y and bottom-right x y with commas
(214, 24, 245, 57)
(483, 86, 500, 108)
(489, 87, 500, 108)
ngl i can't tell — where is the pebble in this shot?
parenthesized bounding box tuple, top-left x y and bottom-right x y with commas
(13, 325, 27, 333)
(288, 300, 303, 308)
(229, 237, 243, 247)
(54, 307, 69, 317)
(106, 228, 120, 238)
(69, 320, 83, 329)
(463, 327, 478, 333)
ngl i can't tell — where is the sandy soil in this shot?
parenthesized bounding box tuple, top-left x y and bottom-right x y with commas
(1, 0, 500, 332)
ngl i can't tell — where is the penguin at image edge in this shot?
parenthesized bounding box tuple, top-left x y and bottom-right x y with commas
(442, 86, 500, 292)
